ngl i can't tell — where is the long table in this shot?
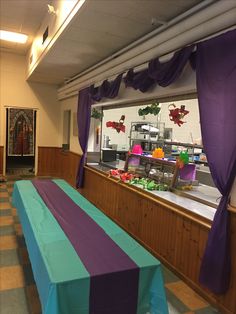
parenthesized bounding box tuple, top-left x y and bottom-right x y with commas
(12, 179, 168, 314)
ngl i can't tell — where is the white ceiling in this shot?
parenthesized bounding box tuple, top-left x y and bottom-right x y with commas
(0, 0, 207, 85)
(0, 0, 49, 54)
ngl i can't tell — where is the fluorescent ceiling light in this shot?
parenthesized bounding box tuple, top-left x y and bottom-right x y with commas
(0, 30, 28, 44)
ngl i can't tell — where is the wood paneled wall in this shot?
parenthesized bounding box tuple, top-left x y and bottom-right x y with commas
(37, 147, 81, 187)
(37, 147, 60, 177)
(0, 146, 3, 175)
(79, 166, 236, 314)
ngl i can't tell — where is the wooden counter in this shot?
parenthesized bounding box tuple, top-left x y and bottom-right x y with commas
(79, 165, 236, 314)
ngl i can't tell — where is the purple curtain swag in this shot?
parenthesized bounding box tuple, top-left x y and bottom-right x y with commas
(89, 73, 123, 101)
(124, 46, 194, 92)
(196, 29, 236, 294)
(76, 74, 123, 188)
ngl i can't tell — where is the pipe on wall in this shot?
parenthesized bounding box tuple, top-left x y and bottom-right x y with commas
(58, 1, 236, 100)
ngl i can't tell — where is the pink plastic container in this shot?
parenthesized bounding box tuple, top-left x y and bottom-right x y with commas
(132, 144, 143, 155)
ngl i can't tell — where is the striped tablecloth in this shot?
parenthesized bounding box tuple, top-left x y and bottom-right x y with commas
(12, 179, 168, 314)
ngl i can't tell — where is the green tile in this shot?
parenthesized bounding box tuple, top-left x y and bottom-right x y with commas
(0, 198, 9, 203)
(0, 288, 29, 314)
(165, 288, 189, 313)
(0, 209, 11, 216)
(0, 225, 15, 236)
(6, 183, 14, 188)
(0, 188, 8, 192)
(195, 306, 222, 314)
(0, 249, 20, 267)
(162, 265, 179, 284)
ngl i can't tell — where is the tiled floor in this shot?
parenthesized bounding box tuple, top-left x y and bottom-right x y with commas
(0, 175, 221, 314)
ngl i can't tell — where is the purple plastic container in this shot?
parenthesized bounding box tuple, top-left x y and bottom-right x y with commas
(179, 164, 196, 181)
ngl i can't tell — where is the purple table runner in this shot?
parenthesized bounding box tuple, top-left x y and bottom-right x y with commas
(32, 179, 139, 314)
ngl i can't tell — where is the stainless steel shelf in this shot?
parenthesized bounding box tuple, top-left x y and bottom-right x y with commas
(163, 141, 203, 149)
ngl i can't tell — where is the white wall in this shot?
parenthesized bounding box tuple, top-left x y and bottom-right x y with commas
(0, 52, 61, 173)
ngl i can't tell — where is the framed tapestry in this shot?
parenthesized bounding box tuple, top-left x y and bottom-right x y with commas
(8, 108, 35, 156)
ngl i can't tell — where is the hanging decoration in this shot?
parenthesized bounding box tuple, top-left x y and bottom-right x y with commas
(91, 108, 103, 120)
(176, 151, 189, 169)
(8, 108, 34, 156)
(106, 115, 126, 133)
(138, 102, 160, 116)
(168, 104, 189, 126)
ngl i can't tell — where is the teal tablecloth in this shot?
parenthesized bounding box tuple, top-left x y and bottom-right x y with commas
(12, 179, 168, 314)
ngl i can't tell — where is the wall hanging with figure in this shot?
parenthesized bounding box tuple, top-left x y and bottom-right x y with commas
(8, 108, 34, 156)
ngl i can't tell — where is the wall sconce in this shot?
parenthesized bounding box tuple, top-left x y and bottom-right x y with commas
(47, 4, 57, 15)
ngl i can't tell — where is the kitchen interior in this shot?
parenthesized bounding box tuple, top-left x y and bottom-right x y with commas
(87, 97, 221, 212)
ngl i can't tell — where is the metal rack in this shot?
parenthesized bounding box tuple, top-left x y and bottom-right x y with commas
(163, 141, 204, 162)
(129, 121, 165, 151)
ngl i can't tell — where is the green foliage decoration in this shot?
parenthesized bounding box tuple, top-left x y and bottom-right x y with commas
(91, 108, 103, 120)
(138, 102, 160, 116)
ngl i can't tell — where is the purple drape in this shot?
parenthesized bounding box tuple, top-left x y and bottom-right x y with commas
(149, 46, 194, 86)
(196, 29, 236, 294)
(76, 74, 123, 188)
(124, 46, 194, 92)
(124, 69, 155, 92)
(76, 88, 92, 188)
(90, 73, 123, 101)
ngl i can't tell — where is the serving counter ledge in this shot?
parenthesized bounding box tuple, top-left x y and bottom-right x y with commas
(80, 164, 236, 314)
(87, 162, 217, 223)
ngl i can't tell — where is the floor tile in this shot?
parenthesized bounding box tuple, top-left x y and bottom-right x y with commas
(195, 307, 221, 313)
(0, 225, 15, 236)
(0, 216, 14, 226)
(0, 192, 9, 198)
(166, 281, 208, 311)
(0, 288, 29, 314)
(0, 202, 11, 210)
(162, 265, 179, 284)
(166, 288, 189, 313)
(11, 208, 17, 216)
(7, 187, 13, 194)
(0, 265, 25, 291)
(23, 264, 35, 285)
(0, 249, 20, 267)
(26, 285, 42, 314)
(18, 247, 30, 265)
(14, 223, 22, 235)
(0, 184, 7, 190)
(0, 235, 18, 250)
(16, 235, 26, 248)
(0, 198, 9, 204)
(13, 215, 20, 223)
(0, 209, 11, 216)
(6, 183, 14, 188)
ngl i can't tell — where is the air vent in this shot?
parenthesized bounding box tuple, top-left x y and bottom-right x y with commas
(42, 27, 48, 44)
